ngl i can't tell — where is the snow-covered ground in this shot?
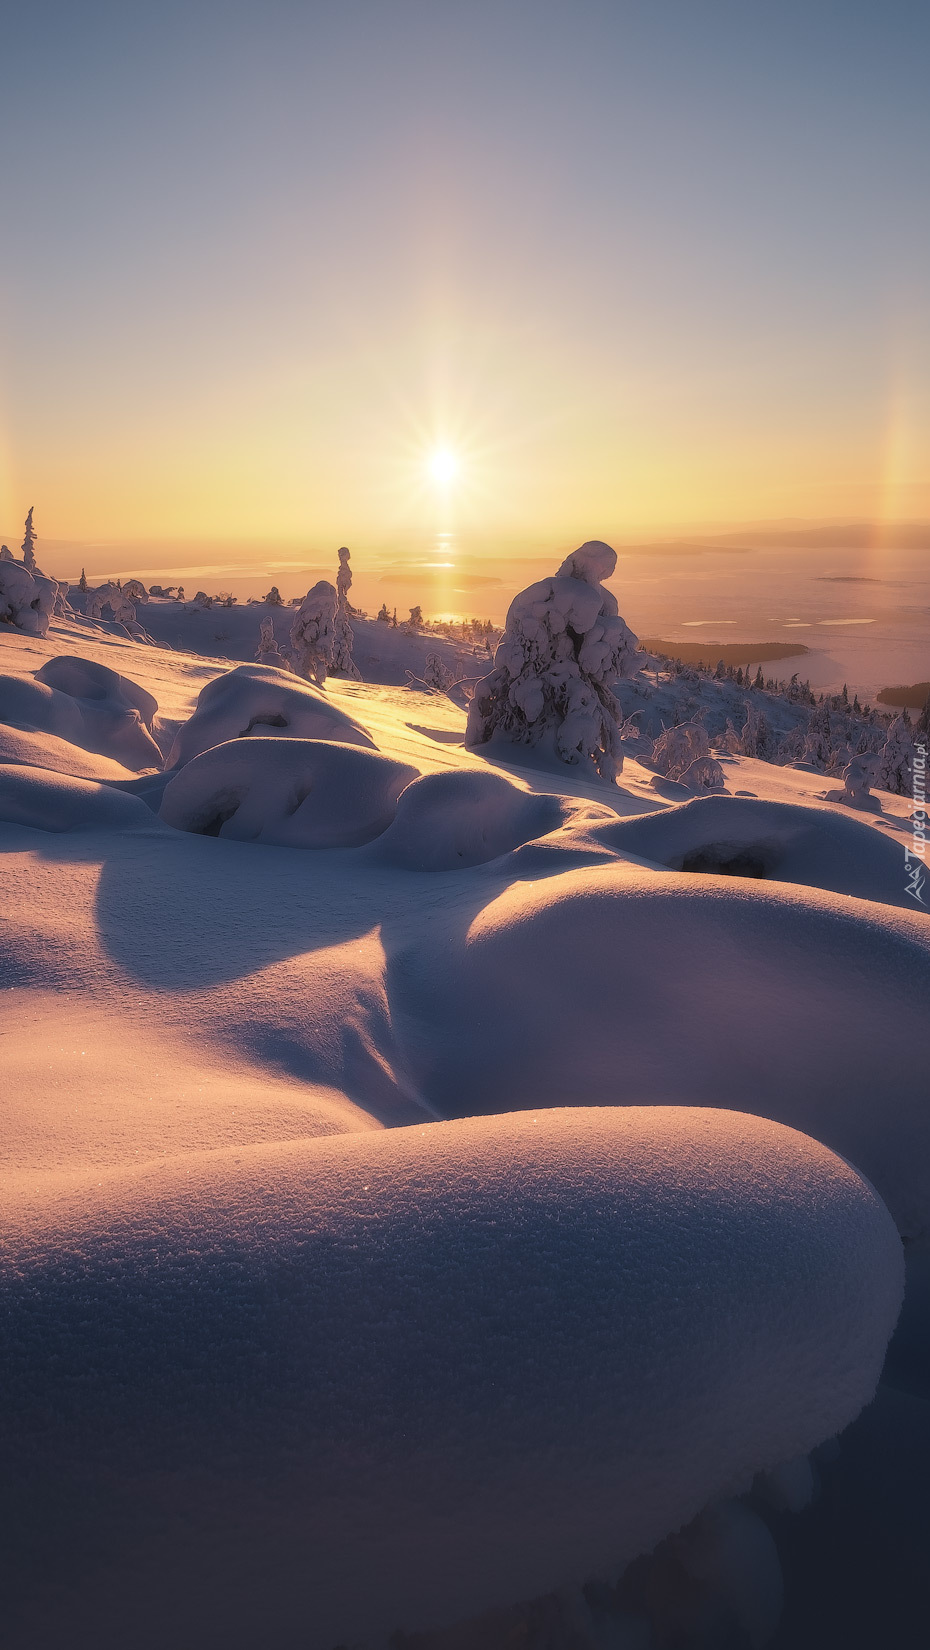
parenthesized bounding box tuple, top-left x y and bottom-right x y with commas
(1, 588, 928, 1649)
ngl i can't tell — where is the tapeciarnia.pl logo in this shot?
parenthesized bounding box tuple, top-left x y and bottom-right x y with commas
(905, 742, 927, 905)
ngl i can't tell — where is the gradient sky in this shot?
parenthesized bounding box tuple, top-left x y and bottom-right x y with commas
(2, 0, 929, 564)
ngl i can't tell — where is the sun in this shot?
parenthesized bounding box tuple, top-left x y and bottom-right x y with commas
(428, 448, 459, 484)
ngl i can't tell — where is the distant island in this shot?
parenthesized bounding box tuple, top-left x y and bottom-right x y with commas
(877, 681, 930, 710)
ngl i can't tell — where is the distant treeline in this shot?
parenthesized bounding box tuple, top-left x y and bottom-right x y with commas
(640, 638, 810, 668)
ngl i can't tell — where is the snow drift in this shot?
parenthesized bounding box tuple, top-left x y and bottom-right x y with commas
(390, 864, 930, 1238)
(592, 793, 916, 910)
(0, 664, 161, 770)
(0, 763, 158, 833)
(159, 736, 418, 846)
(166, 662, 376, 767)
(0, 1107, 902, 1650)
(372, 768, 567, 870)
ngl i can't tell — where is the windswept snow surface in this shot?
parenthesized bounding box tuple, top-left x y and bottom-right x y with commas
(1, 1109, 902, 1650)
(0, 613, 926, 1647)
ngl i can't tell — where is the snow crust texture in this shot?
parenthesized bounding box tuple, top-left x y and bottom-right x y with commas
(0, 1107, 902, 1650)
(166, 662, 375, 766)
(159, 735, 419, 846)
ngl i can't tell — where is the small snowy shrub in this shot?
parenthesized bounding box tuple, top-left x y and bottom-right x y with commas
(254, 617, 290, 669)
(679, 755, 726, 791)
(651, 721, 710, 780)
(466, 540, 639, 782)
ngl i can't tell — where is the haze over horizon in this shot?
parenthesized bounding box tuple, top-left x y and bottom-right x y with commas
(3, 0, 929, 559)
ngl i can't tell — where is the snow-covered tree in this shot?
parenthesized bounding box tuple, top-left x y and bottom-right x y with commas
(255, 616, 290, 669)
(0, 545, 12, 562)
(877, 714, 917, 795)
(331, 546, 359, 678)
(739, 704, 775, 760)
(122, 579, 148, 603)
(408, 604, 424, 630)
(263, 585, 284, 606)
(21, 506, 37, 571)
(79, 567, 88, 591)
(336, 546, 353, 608)
(290, 580, 338, 685)
(377, 602, 390, 622)
(0, 559, 58, 636)
(466, 540, 639, 782)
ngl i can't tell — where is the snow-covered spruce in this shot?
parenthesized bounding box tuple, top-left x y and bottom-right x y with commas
(20, 505, 37, 571)
(166, 663, 375, 767)
(290, 579, 338, 684)
(332, 546, 360, 678)
(159, 736, 417, 847)
(877, 713, 918, 796)
(0, 1107, 901, 1650)
(650, 721, 710, 780)
(466, 539, 639, 782)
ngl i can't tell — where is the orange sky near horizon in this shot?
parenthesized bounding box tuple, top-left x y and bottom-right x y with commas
(2, 3, 928, 560)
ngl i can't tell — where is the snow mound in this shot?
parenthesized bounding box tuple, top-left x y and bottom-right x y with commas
(32, 654, 162, 769)
(0, 671, 87, 744)
(36, 653, 158, 730)
(0, 557, 58, 636)
(166, 662, 375, 767)
(391, 865, 930, 1237)
(0, 664, 161, 771)
(0, 1107, 901, 1650)
(594, 794, 914, 909)
(373, 768, 567, 870)
(0, 723, 138, 782)
(159, 736, 418, 847)
(0, 763, 158, 833)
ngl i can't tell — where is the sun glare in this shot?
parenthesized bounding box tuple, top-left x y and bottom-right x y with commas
(428, 448, 459, 484)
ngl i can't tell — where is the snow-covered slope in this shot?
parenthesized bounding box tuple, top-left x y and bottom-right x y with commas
(0, 610, 926, 1648)
(1, 1108, 902, 1650)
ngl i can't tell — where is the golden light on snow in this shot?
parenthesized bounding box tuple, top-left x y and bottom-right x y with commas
(428, 449, 459, 485)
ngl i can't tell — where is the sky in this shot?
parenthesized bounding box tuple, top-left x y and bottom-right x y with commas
(2, 0, 929, 571)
